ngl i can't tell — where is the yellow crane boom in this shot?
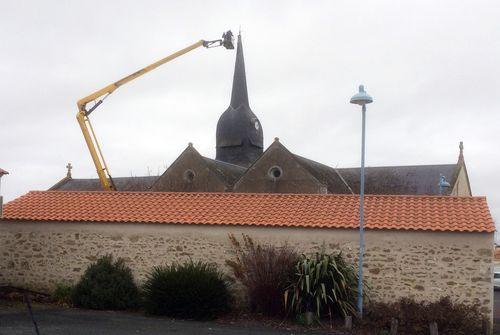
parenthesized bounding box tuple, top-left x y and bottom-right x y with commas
(76, 31, 234, 191)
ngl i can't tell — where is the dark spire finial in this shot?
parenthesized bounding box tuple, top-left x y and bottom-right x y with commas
(459, 141, 464, 157)
(229, 33, 249, 108)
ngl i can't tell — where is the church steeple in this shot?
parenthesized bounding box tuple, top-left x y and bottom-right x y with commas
(216, 33, 263, 167)
(230, 33, 249, 108)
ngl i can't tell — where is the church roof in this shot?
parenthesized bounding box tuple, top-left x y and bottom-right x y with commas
(50, 176, 157, 192)
(336, 164, 458, 195)
(292, 154, 354, 194)
(277, 139, 460, 196)
(50, 156, 245, 192)
(202, 157, 246, 186)
(2, 191, 494, 233)
(49, 161, 460, 195)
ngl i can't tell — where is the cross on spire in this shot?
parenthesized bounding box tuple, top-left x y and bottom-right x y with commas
(66, 163, 73, 178)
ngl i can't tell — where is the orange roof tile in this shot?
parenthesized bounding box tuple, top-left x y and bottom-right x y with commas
(1, 191, 495, 233)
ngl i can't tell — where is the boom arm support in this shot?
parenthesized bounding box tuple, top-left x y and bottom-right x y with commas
(76, 32, 233, 191)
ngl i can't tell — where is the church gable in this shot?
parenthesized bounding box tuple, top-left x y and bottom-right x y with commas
(233, 139, 327, 194)
(150, 144, 229, 192)
(449, 142, 472, 196)
(450, 164, 471, 196)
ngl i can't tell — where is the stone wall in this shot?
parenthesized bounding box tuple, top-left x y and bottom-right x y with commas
(0, 221, 493, 319)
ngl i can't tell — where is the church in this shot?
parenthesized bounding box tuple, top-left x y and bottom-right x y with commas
(50, 34, 471, 197)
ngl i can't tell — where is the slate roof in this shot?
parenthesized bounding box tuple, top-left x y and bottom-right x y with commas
(2, 191, 494, 233)
(50, 176, 157, 192)
(202, 157, 246, 187)
(292, 154, 354, 194)
(51, 158, 244, 192)
(336, 164, 457, 195)
(49, 163, 460, 195)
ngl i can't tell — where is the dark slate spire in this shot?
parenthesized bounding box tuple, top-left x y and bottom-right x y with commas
(230, 33, 249, 108)
(216, 33, 263, 167)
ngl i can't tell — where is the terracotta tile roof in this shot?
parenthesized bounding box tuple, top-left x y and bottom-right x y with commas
(1, 191, 494, 233)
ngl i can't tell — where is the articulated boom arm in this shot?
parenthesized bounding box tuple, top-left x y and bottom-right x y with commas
(76, 31, 234, 191)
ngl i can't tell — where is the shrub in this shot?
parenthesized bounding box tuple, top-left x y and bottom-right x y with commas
(285, 251, 361, 320)
(363, 297, 486, 335)
(53, 283, 73, 305)
(363, 300, 396, 330)
(71, 255, 139, 310)
(225, 234, 298, 316)
(142, 260, 231, 319)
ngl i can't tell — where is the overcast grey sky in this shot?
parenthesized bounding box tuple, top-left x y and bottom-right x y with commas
(1, 0, 499, 225)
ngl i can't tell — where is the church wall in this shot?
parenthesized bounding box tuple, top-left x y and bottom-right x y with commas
(233, 144, 327, 193)
(0, 221, 493, 321)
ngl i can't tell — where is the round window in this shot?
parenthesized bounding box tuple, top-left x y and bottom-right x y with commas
(268, 166, 283, 180)
(183, 169, 196, 183)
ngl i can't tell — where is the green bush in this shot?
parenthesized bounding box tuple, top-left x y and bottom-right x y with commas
(226, 234, 298, 316)
(53, 283, 73, 305)
(71, 255, 139, 310)
(285, 251, 361, 320)
(142, 260, 231, 319)
(364, 297, 486, 335)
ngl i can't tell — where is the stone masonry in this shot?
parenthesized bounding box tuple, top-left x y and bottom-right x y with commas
(0, 221, 493, 320)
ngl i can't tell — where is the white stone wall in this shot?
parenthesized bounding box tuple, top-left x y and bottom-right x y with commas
(0, 221, 493, 320)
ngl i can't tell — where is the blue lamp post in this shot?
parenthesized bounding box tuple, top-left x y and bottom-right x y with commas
(350, 85, 373, 318)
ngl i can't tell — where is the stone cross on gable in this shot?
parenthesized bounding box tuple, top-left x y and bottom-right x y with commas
(66, 163, 73, 178)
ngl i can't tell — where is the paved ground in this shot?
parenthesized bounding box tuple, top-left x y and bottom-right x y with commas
(1, 293, 500, 335)
(0, 304, 328, 335)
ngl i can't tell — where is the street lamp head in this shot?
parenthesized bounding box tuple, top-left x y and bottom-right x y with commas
(350, 85, 373, 106)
